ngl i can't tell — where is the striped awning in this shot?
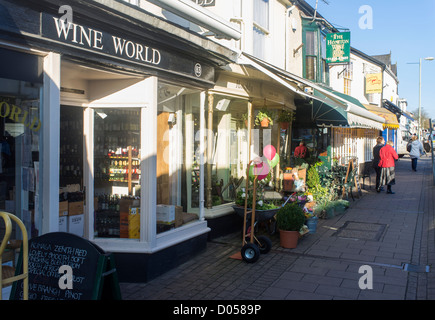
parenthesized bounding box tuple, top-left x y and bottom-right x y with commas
(364, 104, 400, 129)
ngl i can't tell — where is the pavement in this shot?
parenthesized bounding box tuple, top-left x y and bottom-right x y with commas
(120, 155, 435, 301)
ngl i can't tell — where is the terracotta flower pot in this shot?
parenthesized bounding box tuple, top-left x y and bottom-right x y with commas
(280, 122, 289, 130)
(260, 118, 270, 128)
(279, 230, 299, 248)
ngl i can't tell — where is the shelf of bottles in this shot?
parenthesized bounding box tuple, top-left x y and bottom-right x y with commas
(95, 194, 120, 237)
(108, 147, 140, 184)
(93, 109, 141, 238)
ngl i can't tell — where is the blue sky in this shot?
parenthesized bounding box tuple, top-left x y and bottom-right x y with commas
(305, 0, 435, 120)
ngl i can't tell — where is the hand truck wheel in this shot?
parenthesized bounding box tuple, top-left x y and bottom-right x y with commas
(241, 243, 260, 263)
(256, 235, 272, 254)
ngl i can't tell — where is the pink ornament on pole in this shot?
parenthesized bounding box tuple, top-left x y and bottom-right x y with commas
(263, 145, 276, 161)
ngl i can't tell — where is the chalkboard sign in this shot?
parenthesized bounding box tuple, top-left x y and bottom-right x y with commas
(11, 232, 121, 300)
(343, 159, 361, 198)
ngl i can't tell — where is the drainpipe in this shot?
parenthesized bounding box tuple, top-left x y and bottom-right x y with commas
(147, 0, 241, 40)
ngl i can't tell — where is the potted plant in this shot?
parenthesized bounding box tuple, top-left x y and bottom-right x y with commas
(255, 110, 274, 128)
(275, 203, 306, 248)
(276, 110, 295, 130)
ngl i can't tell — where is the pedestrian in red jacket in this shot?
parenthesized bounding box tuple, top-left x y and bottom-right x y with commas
(294, 141, 308, 158)
(378, 140, 399, 194)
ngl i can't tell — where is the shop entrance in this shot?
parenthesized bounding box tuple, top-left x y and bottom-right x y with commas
(60, 60, 147, 240)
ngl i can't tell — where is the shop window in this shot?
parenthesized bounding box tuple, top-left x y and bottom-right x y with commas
(156, 83, 201, 233)
(0, 78, 42, 239)
(206, 103, 247, 207)
(93, 108, 141, 238)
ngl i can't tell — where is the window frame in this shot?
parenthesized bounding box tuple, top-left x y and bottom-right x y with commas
(302, 22, 322, 82)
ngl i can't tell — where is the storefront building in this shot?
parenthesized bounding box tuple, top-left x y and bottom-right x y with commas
(0, 0, 239, 282)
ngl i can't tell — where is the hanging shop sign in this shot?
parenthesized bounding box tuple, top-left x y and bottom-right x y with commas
(365, 73, 383, 94)
(326, 32, 351, 65)
(41, 13, 213, 82)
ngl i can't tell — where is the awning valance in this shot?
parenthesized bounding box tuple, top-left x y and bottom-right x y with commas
(364, 104, 400, 129)
(238, 53, 385, 131)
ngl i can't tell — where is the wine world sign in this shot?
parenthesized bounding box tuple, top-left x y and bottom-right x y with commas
(41, 13, 213, 81)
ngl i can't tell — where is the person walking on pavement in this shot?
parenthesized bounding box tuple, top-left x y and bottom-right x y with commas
(372, 136, 385, 192)
(407, 135, 425, 172)
(378, 140, 399, 194)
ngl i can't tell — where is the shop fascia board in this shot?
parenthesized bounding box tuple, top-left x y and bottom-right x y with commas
(214, 67, 298, 108)
(239, 53, 385, 125)
(36, 0, 238, 65)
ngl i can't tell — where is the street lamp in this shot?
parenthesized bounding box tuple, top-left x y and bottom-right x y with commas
(408, 57, 434, 138)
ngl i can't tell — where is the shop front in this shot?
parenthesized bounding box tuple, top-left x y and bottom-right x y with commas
(198, 54, 307, 237)
(0, 0, 237, 282)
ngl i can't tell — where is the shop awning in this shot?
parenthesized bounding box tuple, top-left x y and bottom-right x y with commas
(312, 86, 385, 130)
(238, 53, 385, 130)
(382, 100, 415, 121)
(364, 104, 400, 129)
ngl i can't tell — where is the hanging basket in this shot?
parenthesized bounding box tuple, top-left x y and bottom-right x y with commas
(260, 118, 270, 128)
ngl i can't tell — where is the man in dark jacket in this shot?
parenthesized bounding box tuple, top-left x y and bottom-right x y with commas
(372, 136, 385, 192)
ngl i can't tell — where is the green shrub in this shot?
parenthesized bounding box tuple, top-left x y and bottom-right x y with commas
(276, 203, 305, 231)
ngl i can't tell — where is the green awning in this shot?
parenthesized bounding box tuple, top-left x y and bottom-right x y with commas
(312, 89, 349, 127)
(311, 86, 384, 130)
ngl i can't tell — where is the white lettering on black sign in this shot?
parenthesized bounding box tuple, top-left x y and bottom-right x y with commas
(12, 232, 102, 300)
(51, 17, 161, 66)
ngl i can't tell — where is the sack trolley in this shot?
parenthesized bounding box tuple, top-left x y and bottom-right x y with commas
(240, 160, 272, 263)
(0, 211, 28, 300)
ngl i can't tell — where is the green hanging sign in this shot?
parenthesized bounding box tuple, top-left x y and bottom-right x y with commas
(326, 32, 351, 64)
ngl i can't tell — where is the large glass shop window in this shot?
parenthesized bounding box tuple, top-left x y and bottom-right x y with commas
(207, 105, 247, 207)
(156, 83, 200, 234)
(93, 109, 141, 238)
(0, 78, 41, 239)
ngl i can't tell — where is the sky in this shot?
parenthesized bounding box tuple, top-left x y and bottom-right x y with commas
(305, 0, 435, 120)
